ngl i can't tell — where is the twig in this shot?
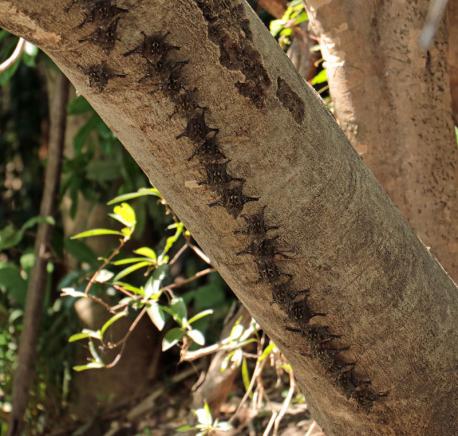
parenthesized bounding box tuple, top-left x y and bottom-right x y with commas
(181, 338, 254, 362)
(187, 241, 212, 265)
(8, 72, 70, 436)
(163, 267, 215, 291)
(305, 421, 318, 436)
(273, 371, 296, 435)
(230, 352, 268, 423)
(84, 238, 127, 295)
(263, 412, 278, 436)
(105, 306, 147, 350)
(0, 38, 25, 73)
(169, 243, 188, 265)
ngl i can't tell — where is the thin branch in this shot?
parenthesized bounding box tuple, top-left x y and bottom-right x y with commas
(263, 411, 278, 436)
(105, 306, 147, 350)
(181, 338, 254, 362)
(305, 421, 318, 436)
(0, 38, 25, 73)
(273, 371, 296, 435)
(84, 238, 127, 295)
(163, 267, 215, 291)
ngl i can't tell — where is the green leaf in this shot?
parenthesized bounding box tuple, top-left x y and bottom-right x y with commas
(165, 297, 187, 324)
(134, 247, 157, 262)
(241, 358, 253, 398)
(176, 425, 194, 432)
(0, 265, 27, 306)
(162, 327, 185, 351)
(113, 261, 150, 282)
(86, 160, 120, 182)
(112, 257, 150, 266)
(73, 115, 98, 153)
(112, 282, 145, 296)
(19, 253, 35, 271)
(71, 228, 123, 239)
(0, 224, 20, 251)
(110, 203, 136, 228)
(259, 342, 276, 362)
(64, 239, 98, 265)
(187, 329, 205, 346)
(311, 69, 328, 85)
(188, 309, 214, 325)
(160, 222, 184, 260)
(68, 95, 92, 115)
(73, 361, 105, 372)
(0, 216, 54, 250)
(107, 188, 161, 205)
(144, 264, 169, 299)
(68, 329, 101, 343)
(147, 301, 166, 331)
(100, 311, 127, 339)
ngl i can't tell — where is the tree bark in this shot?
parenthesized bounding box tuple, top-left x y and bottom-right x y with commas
(448, 0, 458, 124)
(305, 0, 458, 282)
(0, 1, 456, 435)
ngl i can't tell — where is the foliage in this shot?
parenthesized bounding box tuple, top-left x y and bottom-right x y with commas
(269, 0, 308, 47)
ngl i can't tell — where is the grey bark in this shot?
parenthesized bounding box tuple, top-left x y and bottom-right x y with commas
(306, 0, 458, 282)
(0, 1, 457, 435)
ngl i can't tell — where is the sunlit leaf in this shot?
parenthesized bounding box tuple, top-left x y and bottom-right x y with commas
(71, 228, 122, 239)
(176, 425, 194, 433)
(61, 288, 87, 299)
(100, 311, 128, 339)
(259, 341, 276, 362)
(113, 282, 145, 296)
(94, 269, 114, 283)
(188, 309, 214, 325)
(107, 188, 161, 205)
(311, 69, 328, 85)
(113, 261, 150, 282)
(134, 247, 157, 262)
(68, 329, 101, 343)
(73, 361, 105, 372)
(195, 402, 213, 427)
(112, 257, 150, 266)
(187, 329, 205, 346)
(162, 327, 184, 351)
(164, 297, 187, 324)
(110, 203, 136, 228)
(241, 357, 253, 398)
(160, 222, 184, 259)
(147, 301, 166, 331)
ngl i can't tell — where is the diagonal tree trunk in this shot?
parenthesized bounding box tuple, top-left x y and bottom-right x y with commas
(305, 0, 458, 282)
(1, 1, 456, 435)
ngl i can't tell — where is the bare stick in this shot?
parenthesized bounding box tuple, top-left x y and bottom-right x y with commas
(273, 371, 296, 435)
(0, 37, 25, 73)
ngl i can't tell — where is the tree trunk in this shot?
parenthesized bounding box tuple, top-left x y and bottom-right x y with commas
(305, 0, 458, 282)
(448, 0, 458, 124)
(1, 1, 456, 435)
